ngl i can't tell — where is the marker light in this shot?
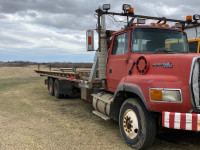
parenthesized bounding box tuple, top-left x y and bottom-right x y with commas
(131, 23, 136, 26)
(193, 14, 200, 20)
(156, 23, 163, 26)
(150, 22, 156, 26)
(103, 4, 110, 11)
(164, 24, 169, 27)
(122, 4, 131, 11)
(137, 19, 145, 24)
(186, 15, 192, 22)
(86, 30, 94, 51)
(128, 7, 134, 13)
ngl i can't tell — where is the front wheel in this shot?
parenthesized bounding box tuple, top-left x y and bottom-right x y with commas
(119, 98, 156, 149)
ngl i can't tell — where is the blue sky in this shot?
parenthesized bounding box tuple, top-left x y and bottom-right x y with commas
(0, 0, 200, 62)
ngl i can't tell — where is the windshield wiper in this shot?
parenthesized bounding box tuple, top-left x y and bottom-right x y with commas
(154, 49, 174, 54)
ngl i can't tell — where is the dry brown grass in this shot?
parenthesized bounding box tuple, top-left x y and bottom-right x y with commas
(0, 66, 200, 150)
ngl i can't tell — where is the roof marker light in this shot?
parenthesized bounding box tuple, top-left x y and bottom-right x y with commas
(164, 24, 169, 27)
(131, 23, 136, 26)
(186, 15, 192, 22)
(128, 7, 134, 14)
(156, 23, 163, 26)
(150, 22, 156, 26)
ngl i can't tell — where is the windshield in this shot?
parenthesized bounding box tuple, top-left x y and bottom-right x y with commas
(131, 28, 188, 53)
(189, 41, 198, 53)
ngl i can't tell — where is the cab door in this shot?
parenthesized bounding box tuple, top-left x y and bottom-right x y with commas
(107, 31, 130, 92)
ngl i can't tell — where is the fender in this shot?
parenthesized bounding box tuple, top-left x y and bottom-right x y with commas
(115, 83, 149, 110)
(109, 83, 149, 121)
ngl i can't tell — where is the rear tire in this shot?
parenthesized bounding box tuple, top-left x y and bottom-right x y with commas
(119, 98, 156, 149)
(54, 79, 63, 98)
(49, 78, 54, 96)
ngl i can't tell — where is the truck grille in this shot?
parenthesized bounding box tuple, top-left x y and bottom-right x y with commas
(199, 63, 200, 107)
(190, 57, 200, 110)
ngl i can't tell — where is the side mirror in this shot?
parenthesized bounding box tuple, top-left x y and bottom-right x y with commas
(86, 30, 94, 51)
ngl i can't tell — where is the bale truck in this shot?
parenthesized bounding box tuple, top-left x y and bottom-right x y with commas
(35, 4, 200, 149)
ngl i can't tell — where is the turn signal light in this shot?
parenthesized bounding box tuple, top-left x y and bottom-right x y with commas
(151, 89, 162, 100)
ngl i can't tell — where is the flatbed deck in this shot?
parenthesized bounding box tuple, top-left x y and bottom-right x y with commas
(35, 68, 101, 89)
(35, 68, 91, 81)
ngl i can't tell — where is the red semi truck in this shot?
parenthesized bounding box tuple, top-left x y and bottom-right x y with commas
(36, 4, 200, 149)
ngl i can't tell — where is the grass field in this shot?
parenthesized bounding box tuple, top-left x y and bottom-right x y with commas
(0, 66, 200, 150)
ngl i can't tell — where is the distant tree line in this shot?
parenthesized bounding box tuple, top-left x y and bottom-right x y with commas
(0, 61, 92, 68)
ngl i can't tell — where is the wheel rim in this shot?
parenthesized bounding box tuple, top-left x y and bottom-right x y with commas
(123, 109, 139, 139)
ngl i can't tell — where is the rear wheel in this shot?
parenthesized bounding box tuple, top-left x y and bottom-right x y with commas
(49, 78, 54, 96)
(54, 79, 63, 98)
(119, 98, 156, 149)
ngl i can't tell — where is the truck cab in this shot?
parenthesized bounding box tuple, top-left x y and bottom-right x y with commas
(107, 26, 188, 92)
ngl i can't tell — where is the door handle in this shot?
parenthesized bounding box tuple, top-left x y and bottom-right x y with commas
(109, 68, 112, 73)
(125, 56, 130, 63)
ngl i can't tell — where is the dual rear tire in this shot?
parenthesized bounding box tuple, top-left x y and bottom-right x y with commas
(48, 78, 63, 98)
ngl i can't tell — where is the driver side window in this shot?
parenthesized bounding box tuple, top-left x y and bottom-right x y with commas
(112, 32, 129, 55)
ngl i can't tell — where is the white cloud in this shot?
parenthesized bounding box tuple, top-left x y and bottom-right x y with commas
(0, 0, 200, 62)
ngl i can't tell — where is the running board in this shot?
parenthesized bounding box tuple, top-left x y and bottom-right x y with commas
(92, 110, 110, 121)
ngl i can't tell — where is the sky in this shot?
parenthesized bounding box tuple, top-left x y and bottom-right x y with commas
(0, 0, 200, 62)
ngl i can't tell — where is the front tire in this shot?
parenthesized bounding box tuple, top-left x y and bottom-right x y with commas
(119, 98, 156, 149)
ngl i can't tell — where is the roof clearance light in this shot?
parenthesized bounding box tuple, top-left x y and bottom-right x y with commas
(193, 14, 200, 20)
(156, 23, 163, 26)
(175, 23, 182, 28)
(150, 22, 156, 26)
(122, 4, 131, 12)
(131, 23, 136, 26)
(164, 24, 169, 27)
(103, 4, 110, 11)
(128, 7, 134, 13)
(186, 15, 192, 22)
(137, 19, 145, 24)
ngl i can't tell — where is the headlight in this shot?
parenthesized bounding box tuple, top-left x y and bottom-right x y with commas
(150, 89, 181, 102)
(192, 61, 199, 106)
